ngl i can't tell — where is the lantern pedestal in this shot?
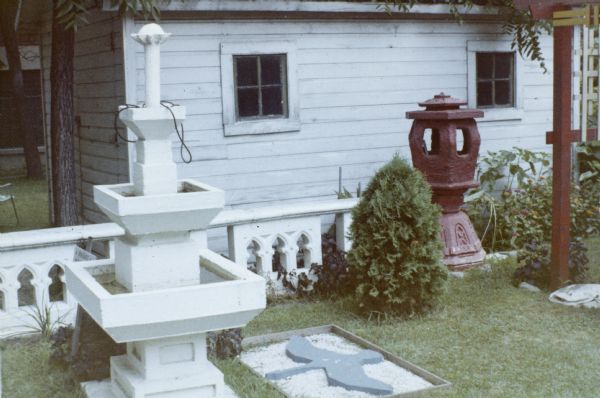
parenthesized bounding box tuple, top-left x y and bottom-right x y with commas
(407, 94, 486, 270)
(439, 211, 486, 270)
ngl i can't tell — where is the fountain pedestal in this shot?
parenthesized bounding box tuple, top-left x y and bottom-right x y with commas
(111, 334, 223, 398)
(65, 23, 266, 398)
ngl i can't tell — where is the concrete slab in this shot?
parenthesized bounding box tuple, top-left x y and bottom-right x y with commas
(82, 379, 239, 398)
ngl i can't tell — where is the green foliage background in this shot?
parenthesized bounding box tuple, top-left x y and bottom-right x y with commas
(464, 147, 600, 288)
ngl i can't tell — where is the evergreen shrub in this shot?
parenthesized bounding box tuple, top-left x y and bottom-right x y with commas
(347, 156, 447, 316)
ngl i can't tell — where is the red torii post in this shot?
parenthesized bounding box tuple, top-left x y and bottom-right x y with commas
(515, 1, 600, 288)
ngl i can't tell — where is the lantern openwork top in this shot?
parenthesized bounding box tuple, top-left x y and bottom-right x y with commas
(407, 92, 484, 120)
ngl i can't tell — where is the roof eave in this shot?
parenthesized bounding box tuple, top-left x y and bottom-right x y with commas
(103, 0, 503, 21)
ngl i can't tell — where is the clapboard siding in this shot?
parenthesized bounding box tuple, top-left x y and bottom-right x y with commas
(128, 19, 552, 208)
(74, 11, 129, 223)
(126, 21, 552, 206)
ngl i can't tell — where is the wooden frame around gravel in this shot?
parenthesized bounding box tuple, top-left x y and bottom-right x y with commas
(241, 324, 451, 398)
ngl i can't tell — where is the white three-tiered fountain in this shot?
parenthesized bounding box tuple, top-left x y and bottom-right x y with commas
(65, 23, 266, 398)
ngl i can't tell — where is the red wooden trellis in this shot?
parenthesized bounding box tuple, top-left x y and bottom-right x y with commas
(515, 0, 600, 288)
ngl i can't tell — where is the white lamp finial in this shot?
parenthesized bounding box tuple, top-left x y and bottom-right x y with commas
(132, 23, 171, 108)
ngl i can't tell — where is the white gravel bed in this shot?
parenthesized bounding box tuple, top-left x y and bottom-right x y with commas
(240, 333, 433, 397)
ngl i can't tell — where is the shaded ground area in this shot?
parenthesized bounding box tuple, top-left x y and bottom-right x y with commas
(0, 177, 50, 233)
(3, 250, 600, 398)
(584, 235, 600, 281)
(1, 337, 82, 398)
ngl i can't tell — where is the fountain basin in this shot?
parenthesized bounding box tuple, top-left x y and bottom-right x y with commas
(65, 249, 266, 343)
(94, 180, 224, 235)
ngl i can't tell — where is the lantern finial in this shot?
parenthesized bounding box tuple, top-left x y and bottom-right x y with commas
(418, 93, 467, 111)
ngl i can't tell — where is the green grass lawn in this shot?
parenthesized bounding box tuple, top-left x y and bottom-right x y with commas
(0, 177, 50, 233)
(1, 338, 83, 398)
(3, 254, 600, 398)
(1, 178, 599, 397)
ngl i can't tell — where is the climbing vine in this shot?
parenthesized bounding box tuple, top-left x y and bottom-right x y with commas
(382, 0, 551, 71)
(55, 0, 163, 29)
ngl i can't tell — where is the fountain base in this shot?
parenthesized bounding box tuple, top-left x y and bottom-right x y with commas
(82, 377, 239, 398)
(81, 333, 226, 398)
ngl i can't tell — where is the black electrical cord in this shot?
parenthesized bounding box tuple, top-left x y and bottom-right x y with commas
(113, 104, 140, 144)
(161, 100, 193, 164)
(112, 101, 193, 164)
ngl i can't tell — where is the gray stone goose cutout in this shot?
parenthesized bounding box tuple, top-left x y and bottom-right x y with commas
(265, 336, 394, 396)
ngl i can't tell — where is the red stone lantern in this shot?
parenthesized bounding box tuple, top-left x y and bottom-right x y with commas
(406, 93, 485, 270)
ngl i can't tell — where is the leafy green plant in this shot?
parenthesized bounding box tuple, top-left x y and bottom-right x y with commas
(503, 177, 598, 288)
(207, 329, 243, 360)
(267, 251, 314, 298)
(22, 302, 70, 340)
(55, 0, 166, 29)
(467, 148, 599, 248)
(310, 233, 352, 296)
(335, 184, 362, 199)
(577, 141, 600, 185)
(465, 147, 600, 288)
(336, 187, 354, 199)
(347, 156, 447, 316)
(465, 147, 551, 251)
(513, 239, 590, 289)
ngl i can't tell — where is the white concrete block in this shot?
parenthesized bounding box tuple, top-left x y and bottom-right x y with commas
(132, 162, 178, 196)
(82, 380, 239, 398)
(111, 352, 224, 398)
(114, 235, 200, 292)
(135, 140, 174, 164)
(126, 334, 208, 380)
(190, 230, 208, 250)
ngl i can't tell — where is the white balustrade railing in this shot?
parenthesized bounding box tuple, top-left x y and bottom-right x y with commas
(0, 223, 124, 336)
(0, 198, 356, 336)
(216, 199, 356, 280)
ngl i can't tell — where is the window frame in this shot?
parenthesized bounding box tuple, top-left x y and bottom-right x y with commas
(221, 41, 300, 136)
(467, 41, 524, 122)
(475, 52, 515, 109)
(233, 54, 288, 120)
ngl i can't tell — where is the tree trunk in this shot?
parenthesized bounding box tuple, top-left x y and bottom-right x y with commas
(50, 0, 78, 226)
(0, 0, 43, 178)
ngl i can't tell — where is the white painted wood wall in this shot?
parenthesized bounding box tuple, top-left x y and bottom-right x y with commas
(40, 10, 130, 224)
(74, 13, 130, 223)
(49, 14, 553, 227)
(129, 19, 553, 211)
